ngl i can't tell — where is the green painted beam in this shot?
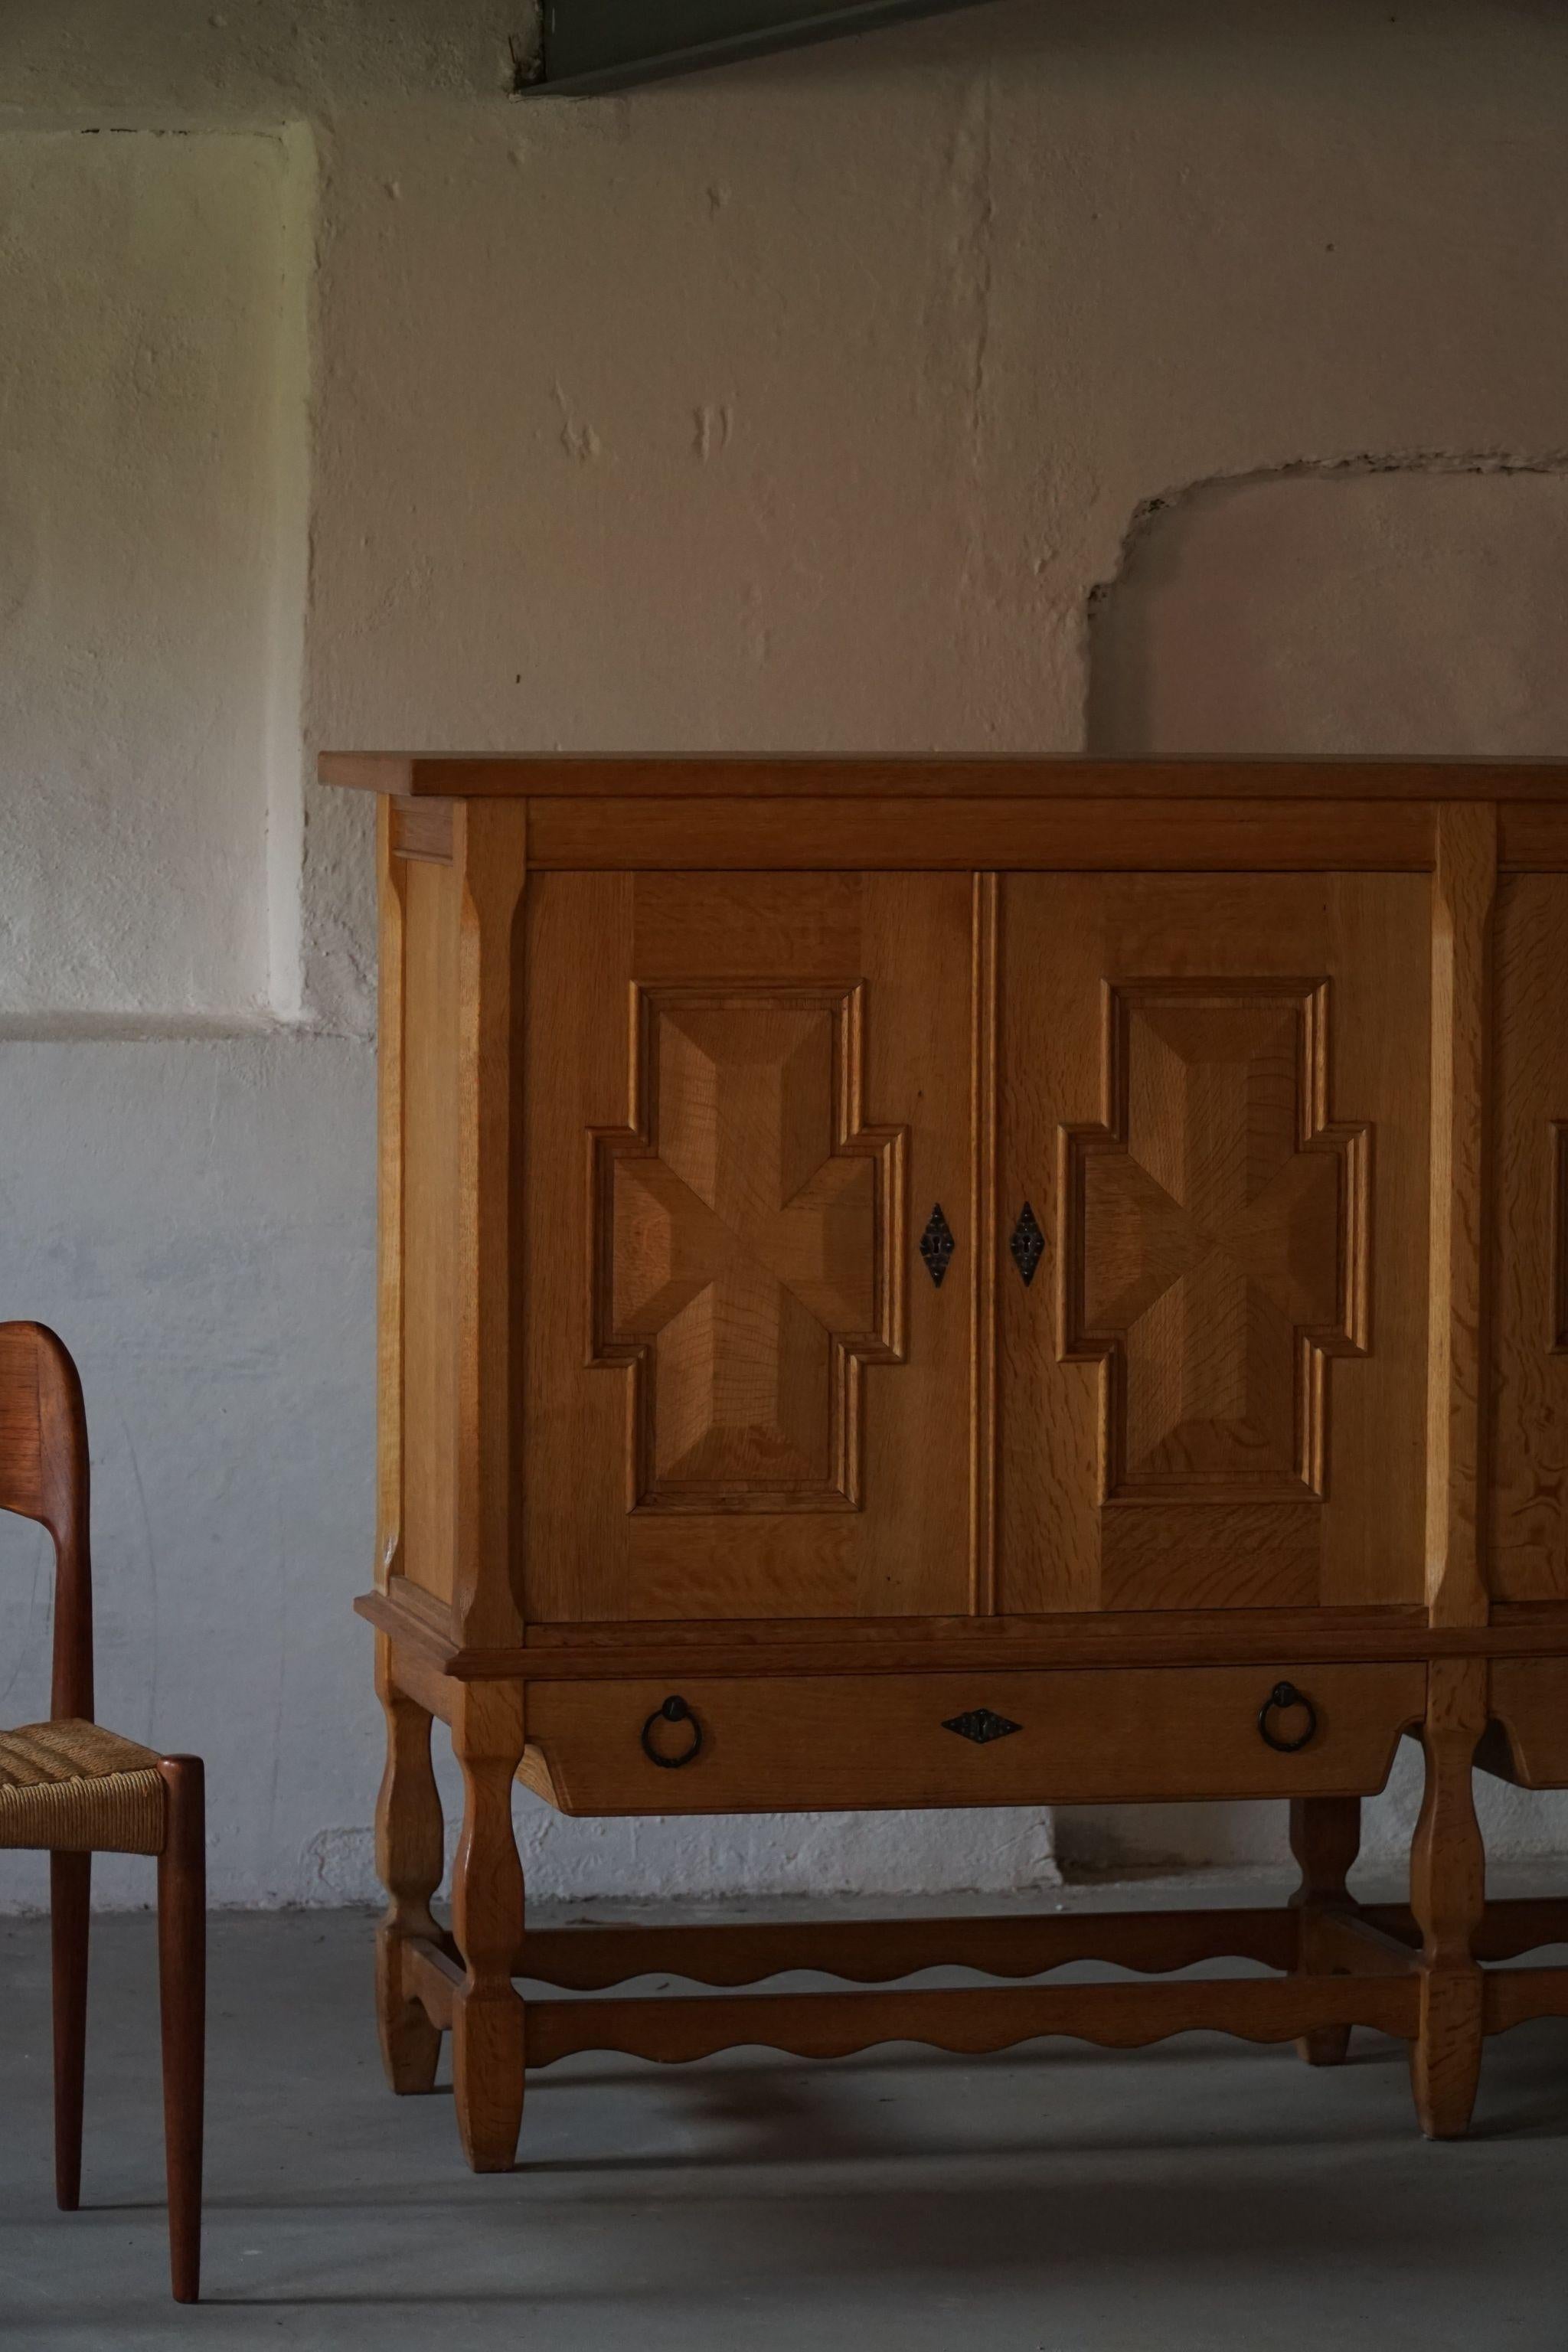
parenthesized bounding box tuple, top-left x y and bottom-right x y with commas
(523, 0, 1004, 95)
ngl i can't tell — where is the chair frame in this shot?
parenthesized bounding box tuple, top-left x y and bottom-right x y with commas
(1, 1321, 204, 2305)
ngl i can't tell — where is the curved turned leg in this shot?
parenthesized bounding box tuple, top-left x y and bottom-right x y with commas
(374, 1635, 446, 2095)
(51, 1850, 90, 2209)
(1410, 1660, 1487, 2141)
(450, 1681, 526, 2173)
(1290, 1795, 1361, 2066)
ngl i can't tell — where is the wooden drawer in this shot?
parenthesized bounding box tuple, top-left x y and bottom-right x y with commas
(521, 1663, 1426, 1816)
(1486, 1659, 1568, 1787)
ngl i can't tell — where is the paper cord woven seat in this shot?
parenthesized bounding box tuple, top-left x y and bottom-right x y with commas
(0, 1720, 166, 1854)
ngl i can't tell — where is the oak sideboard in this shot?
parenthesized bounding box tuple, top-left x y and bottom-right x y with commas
(322, 753, 1568, 2172)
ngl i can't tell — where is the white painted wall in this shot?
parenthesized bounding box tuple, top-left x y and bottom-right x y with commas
(2, 0, 1568, 1906)
(0, 129, 305, 1021)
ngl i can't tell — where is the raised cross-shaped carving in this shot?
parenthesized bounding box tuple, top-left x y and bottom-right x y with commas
(1060, 982, 1370, 1503)
(592, 986, 905, 1511)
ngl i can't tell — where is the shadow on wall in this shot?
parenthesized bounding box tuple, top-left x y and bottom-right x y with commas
(1086, 464, 1568, 758)
(1067, 462, 1568, 1873)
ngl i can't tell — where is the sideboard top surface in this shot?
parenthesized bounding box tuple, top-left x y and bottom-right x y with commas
(320, 753, 1568, 802)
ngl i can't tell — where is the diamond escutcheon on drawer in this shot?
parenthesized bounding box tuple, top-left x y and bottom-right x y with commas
(518, 1664, 1426, 1817)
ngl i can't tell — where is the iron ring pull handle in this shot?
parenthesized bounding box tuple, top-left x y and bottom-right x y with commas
(641, 1694, 703, 1769)
(1258, 1681, 1318, 1754)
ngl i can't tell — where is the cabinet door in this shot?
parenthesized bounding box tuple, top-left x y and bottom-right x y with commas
(523, 872, 975, 1624)
(997, 874, 1431, 1615)
(1491, 875, 1568, 1600)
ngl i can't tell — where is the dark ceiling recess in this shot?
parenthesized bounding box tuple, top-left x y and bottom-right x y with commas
(523, 0, 1002, 95)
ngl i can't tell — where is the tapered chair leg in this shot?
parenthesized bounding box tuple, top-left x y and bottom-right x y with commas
(156, 1757, 205, 2304)
(51, 1849, 91, 2210)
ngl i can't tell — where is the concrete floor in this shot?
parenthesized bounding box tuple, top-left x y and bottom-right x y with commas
(3, 1880, 1568, 2350)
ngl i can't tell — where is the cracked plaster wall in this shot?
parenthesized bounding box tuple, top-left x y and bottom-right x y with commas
(1071, 460, 1568, 1870)
(3, 0, 1568, 1905)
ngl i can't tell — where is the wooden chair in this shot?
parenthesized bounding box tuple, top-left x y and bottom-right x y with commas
(0, 1323, 204, 2303)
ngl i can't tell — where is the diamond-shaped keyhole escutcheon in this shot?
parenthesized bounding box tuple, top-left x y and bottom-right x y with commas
(1010, 1201, 1044, 1286)
(942, 1708, 1022, 1745)
(919, 1203, 956, 1288)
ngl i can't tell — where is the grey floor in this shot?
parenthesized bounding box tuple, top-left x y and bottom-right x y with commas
(4, 1880, 1568, 2351)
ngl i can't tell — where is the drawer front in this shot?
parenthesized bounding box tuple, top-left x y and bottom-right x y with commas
(522, 1663, 1426, 1816)
(1489, 1659, 1568, 1787)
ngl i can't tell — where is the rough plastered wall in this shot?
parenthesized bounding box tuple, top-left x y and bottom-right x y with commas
(1070, 466, 1568, 1869)
(2, 0, 1568, 1906)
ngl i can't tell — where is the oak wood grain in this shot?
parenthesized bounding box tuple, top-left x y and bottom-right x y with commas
(970, 872, 1000, 1613)
(1488, 877, 1568, 1599)
(1482, 1968, 1568, 2030)
(330, 753, 1568, 2165)
(388, 794, 454, 864)
(319, 753, 1568, 802)
(1483, 1657, 1568, 1786)
(524, 1973, 1419, 2067)
(999, 874, 1430, 1619)
(513, 1906, 1299, 1988)
(1426, 808, 1497, 1626)
(522, 871, 972, 1627)
(524, 797, 1435, 873)
(375, 802, 408, 1597)
(1289, 1795, 1362, 2064)
(451, 802, 528, 1652)
(1312, 1908, 1419, 1977)
(1410, 1658, 1488, 2138)
(361, 1585, 1568, 1677)
(373, 1633, 445, 2096)
(1498, 802, 1568, 868)
(1466, 1896, 1568, 1959)
(521, 1663, 1423, 1815)
(449, 1681, 526, 2172)
(397, 851, 459, 1613)
(590, 982, 904, 1511)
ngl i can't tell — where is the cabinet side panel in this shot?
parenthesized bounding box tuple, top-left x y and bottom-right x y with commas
(1490, 874, 1568, 1599)
(400, 855, 461, 1608)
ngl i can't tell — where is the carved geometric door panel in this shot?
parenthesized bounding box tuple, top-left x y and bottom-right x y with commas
(1060, 981, 1370, 1504)
(998, 876, 1431, 1618)
(590, 985, 904, 1512)
(523, 872, 975, 1625)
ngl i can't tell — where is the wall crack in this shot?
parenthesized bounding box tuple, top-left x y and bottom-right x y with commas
(1089, 446, 1568, 626)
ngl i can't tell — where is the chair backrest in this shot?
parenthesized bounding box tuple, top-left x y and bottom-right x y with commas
(0, 1323, 93, 1721)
